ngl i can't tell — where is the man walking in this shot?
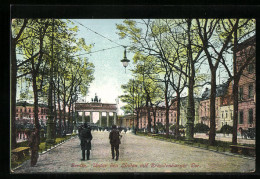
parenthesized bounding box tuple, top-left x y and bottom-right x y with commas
(109, 125, 121, 161)
(79, 123, 92, 161)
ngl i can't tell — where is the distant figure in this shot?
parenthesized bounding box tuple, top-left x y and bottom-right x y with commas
(28, 131, 38, 167)
(124, 128, 127, 133)
(109, 125, 122, 161)
(79, 123, 93, 160)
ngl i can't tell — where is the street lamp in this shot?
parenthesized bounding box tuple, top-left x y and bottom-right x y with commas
(121, 46, 130, 73)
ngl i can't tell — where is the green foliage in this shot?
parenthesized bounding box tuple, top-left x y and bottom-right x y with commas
(194, 123, 210, 133)
(169, 124, 185, 131)
(13, 18, 95, 116)
(156, 122, 165, 132)
(220, 124, 233, 134)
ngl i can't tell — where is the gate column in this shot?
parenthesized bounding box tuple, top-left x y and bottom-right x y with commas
(106, 112, 109, 127)
(99, 112, 102, 127)
(113, 112, 117, 125)
(90, 111, 93, 123)
(82, 111, 85, 123)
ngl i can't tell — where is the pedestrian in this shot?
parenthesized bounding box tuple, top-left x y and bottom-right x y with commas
(28, 131, 39, 167)
(109, 125, 122, 161)
(79, 123, 93, 161)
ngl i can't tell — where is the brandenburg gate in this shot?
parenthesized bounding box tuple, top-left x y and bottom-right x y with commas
(75, 94, 117, 127)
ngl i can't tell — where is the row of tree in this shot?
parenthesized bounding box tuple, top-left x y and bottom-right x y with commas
(118, 19, 255, 145)
(11, 19, 95, 149)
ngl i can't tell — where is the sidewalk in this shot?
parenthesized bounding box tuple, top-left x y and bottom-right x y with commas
(194, 133, 255, 145)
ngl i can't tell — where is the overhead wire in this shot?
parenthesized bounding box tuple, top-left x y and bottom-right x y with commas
(74, 45, 122, 57)
(73, 20, 126, 48)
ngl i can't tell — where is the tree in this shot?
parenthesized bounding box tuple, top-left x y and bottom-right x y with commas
(13, 19, 95, 166)
(196, 19, 239, 145)
(17, 19, 51, 165)
(116, 19, 207, 138)
(11, 19, 28, 149)
(218, 19, 256, 145)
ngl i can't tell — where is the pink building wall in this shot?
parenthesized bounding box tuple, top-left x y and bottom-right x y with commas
(138, 107, 176, 129)
(199, 97, 221, 129)
(16, 105, 49, 124)
(236, 37, 256, 130)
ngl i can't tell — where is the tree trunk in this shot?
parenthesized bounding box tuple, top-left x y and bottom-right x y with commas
(165, 89, 169, 138)
(232, 23, 239, 145)
(53, 84, 57, 138)
(136, 108, 139, 130)
(175, 92, 181, 139)
(153, 108, 157, 133)
(57, 78, 62, 136)
(232, 77, 239, 145)
(32, 71, 40, 165)
(67, 99, 72, 133)
(186, 18, 195, 140)
(209, 69, 217, 145)
(11, 39, 17, 149)
(63, 96, 66, 133)
(146, 96, 151, 133)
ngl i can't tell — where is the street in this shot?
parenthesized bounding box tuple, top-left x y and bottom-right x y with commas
(13, 131, 255, 173)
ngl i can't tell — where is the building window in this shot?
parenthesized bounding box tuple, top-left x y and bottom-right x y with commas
(222, 112, 224, 119)
(248, 84, 253, 98)
(226, 112, 228, 118)
(29, 108, 31, 113)
(239, 87, 243, 100)
(41, 116, 43, 119)
(16, 109, 18, 112)
(248, 64, 254, 73)
(41, 109, 44, 113)
(25, 108, 27, 113)
(248, 109, 253, 124)
(20, 109, 22, 112)
(239, 111, 244, 124)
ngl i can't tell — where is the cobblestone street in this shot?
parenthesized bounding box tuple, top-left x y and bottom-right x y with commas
(12, 131, 255, 173)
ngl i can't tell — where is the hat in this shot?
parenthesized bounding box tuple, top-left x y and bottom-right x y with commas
(112, 125, 117, 129)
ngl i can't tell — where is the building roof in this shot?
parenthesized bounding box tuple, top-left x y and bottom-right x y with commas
(201, 81, 230, 100)
(233, 35, 256, 52)
(16, 101, 48, 108)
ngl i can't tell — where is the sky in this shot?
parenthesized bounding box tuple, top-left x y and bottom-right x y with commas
(72, 19, 135, 120)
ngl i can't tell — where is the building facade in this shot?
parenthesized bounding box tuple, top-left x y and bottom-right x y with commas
(137, 96, 201, 130)
(236, 36, 256, 130)
(199, 82, 230, 130)
(138, 105, 176, 130)
(119, 115, 136, 128)
(16, 101, 48, 125)
(219, 82, 234, 129)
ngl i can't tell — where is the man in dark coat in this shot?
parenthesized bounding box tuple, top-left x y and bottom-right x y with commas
(79, 123, 93, 160)
(109, 125, 121, 161)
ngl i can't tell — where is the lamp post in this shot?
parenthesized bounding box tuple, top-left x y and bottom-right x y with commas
(46, 18, 56, 146)
(130, 80, 134, 133)
(121, 46, 130, 73)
